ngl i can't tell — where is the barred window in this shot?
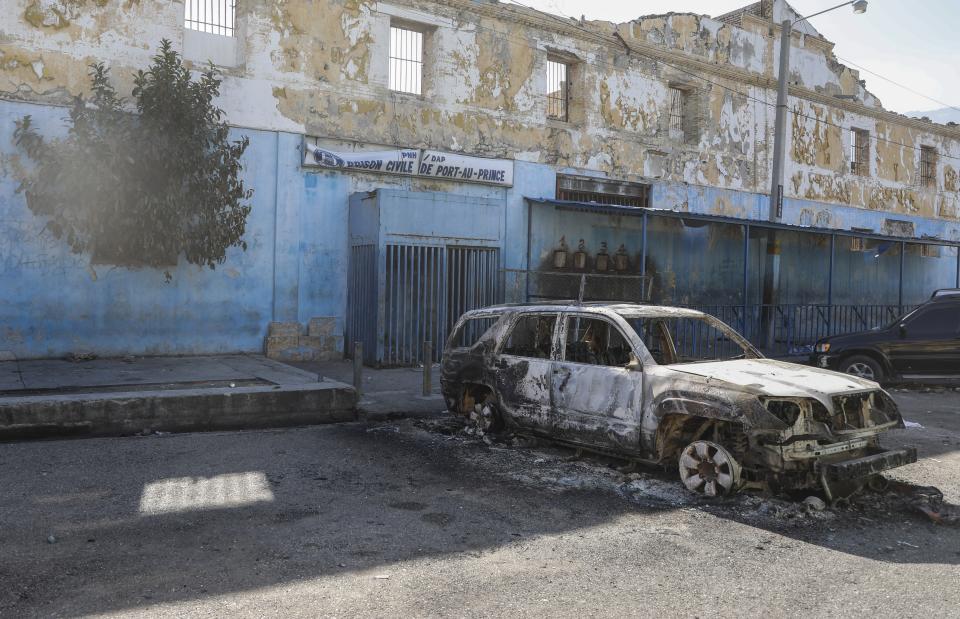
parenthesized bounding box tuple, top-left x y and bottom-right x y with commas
(920, 145, 937, 188)
(389, 25, 423, 95)
(668, 87, 686, 134)
(546, 59, 568, 121)
(850, 128, 869, 176)
(184, 0, 235, 37)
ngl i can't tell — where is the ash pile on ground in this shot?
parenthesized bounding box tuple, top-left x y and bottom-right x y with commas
(405, 416, 958, 530)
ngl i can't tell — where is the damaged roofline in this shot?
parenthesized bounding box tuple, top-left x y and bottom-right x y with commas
(442, 0, 960, 139)
(525, 197, 960, 247)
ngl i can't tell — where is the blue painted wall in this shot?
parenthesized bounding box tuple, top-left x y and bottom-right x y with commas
(2, 96, 957, 359)
(0, 101, 345, 358)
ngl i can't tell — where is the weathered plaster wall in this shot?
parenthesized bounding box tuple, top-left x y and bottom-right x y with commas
(4, 0, 959, 228)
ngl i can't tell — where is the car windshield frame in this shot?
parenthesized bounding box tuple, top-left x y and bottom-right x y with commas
(615, 311, 762, 365)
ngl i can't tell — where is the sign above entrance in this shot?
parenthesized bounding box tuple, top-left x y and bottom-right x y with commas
(302, 138, 514, 187)
(417, 150, 513, 186)
(303, 144, 420, 176)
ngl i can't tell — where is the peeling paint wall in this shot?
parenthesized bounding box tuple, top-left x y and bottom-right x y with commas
(3, 0, 959, 225)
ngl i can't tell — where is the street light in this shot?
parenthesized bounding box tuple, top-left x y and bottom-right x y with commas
(762, 0, 867, 350)
(768, 0, 867, 222)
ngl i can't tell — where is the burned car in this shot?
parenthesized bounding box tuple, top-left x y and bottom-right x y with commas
(441, 303, 916, 499)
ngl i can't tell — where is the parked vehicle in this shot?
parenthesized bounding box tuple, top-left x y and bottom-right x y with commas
(441, 302, 915, 499)
(811, 289, 960, 382)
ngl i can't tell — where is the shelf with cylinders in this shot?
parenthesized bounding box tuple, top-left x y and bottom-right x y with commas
(503, 236, 654, 304)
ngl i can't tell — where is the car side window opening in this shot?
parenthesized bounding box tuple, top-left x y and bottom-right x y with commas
(450, 316, 500, 348)
(630, 318, 676, 365)
(563, 316, 633, 367)
(903, 307, 959, 337)
(501, 314, 557, 359)
(625, 316, 751, 364)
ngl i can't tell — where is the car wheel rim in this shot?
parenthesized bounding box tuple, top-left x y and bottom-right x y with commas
(472, 403, 495, 433)
(846, 362, 875, 380)
(678, 441, 740, 497)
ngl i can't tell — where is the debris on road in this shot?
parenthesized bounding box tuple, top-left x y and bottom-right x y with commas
(803, 496, 827, 511)
(411, 416, 951, 529)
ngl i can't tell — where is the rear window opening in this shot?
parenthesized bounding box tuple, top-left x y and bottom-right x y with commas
(450, 316, 500, 349)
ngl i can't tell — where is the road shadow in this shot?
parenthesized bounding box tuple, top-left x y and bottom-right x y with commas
(0, 419, 957, 617)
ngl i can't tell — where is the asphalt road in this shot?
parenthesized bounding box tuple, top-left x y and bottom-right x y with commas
(1, 390, 958, 618)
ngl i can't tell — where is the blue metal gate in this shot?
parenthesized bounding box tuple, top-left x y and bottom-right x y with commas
(348, 243, 501, 366)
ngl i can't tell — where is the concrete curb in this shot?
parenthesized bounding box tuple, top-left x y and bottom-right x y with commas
(0, 381, 357, 440)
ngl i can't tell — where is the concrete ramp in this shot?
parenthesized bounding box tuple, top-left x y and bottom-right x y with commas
(0, 355, 356, 439)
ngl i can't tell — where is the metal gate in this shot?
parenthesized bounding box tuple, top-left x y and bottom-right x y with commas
(346, 244, 377, 365)
(348, 243, 501, 366)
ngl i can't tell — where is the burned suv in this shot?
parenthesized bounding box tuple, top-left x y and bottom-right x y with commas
(441, 303, 916, 499)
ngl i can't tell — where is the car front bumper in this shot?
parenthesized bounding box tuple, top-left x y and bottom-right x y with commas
(823, 446, 918, 481)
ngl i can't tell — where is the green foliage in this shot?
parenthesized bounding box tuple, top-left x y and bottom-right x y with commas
(14, 39, 252, 279)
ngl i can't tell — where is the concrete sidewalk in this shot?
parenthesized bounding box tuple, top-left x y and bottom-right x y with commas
(0, 355, 356, 439)
(288, 359, 447, 420)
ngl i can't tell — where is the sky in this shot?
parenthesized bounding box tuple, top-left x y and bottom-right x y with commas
(517, 0, 959, 117)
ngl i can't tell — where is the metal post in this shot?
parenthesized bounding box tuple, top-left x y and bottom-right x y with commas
(641, 211, 648, 301)
(898, 241, 905, 312)
(353, 341, 363, 398)
(422, 341, 432, 396)
(742, 224, 749, 337)
(955, 246, 959, 288)
(827, 234, 835, 335)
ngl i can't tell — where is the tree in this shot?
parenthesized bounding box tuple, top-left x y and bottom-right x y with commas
(13, 39, 253, 280)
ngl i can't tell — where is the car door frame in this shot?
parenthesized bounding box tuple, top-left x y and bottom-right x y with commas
(887, 304, 960, 374)
(491, 311, 562, 434)
(549, 310, 645, 453)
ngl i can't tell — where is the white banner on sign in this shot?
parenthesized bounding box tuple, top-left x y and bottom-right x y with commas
(417, 150, 514, 187)
(302, 138, 514, 186)
(303, 142, 420, 176)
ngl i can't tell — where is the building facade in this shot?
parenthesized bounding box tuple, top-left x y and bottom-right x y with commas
(2, 0, 959, 362)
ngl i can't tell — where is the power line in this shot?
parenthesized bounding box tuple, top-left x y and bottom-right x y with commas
(373, 1, 960, 163)
(498, 0, 960, 161)
(834, 55, 960, 115)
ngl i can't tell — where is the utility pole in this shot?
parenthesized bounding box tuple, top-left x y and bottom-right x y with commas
(769, 18, 792, 225)
(762, 1, 867, 352)
(761, 17, 792, 350)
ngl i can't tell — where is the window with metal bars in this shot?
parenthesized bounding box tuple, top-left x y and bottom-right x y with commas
(920, 145, 937, 188)
(546, 59, 569, 121)
(389, 25, 423, 95)
(556, 175, 650, 208)
(668, 87, 686, 134)
(184, 0, 235, 36)
(850, 128, 869, 176)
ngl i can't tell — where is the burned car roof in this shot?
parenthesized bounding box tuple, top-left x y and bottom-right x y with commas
(464, 302, 707, 319)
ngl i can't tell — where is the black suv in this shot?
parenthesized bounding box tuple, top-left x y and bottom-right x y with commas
(811, 289, 960, 382)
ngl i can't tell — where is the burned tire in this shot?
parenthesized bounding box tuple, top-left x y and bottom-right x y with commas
(839, 355, 884, 382)
(469, 397, 503, 434)
(678, 441, 742, 497)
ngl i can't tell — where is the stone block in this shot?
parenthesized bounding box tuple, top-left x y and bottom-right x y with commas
(308, 317, 337, 337)
(298, 335, 323, 350)
(265, 335, 299, 359)
(321, 335, 343, 355)
(268, 321, 304, 337)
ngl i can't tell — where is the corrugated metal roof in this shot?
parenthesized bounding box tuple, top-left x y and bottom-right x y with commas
(524, 197, 956, 246)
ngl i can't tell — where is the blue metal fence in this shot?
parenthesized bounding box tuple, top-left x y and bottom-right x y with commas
(687, 303, 916, 356)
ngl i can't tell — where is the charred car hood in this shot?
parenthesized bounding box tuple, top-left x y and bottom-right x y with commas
(668, 358, 878, 399)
